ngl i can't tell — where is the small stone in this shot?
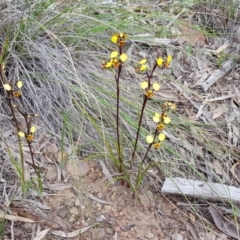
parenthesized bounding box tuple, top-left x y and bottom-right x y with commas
(171, 233, 183, 240)
(104, 205, 112, 211)
(69, 215, 75, 223)
(145, 232, 154, 239)
(47, 143, 58, 153)
(48, 216, 64, 228)
(70, 207, 79, 215)
(120, 232, 128, 238)
(119, 211, 124, 216)
(111, 186, 118, 192)
(88, 161, 98, 168)
(96, 203, 102, 209)
(90, 228, 105, 240)
(75, 198, 80, 207)
(217, 233, 228, 240)
(97, 192, 103, 198)
(96, 214, 106, 222)
(57, 151, 68, 164)
(88, 172, 97, 180)
(22, 223, 32, 230)
(113, 211, 118, 217)
(75, 221, 81, 227)
(45, 166, 57, 181)
(124, 224, 135, 231)
(64, 198, 73, 206)
(120, 219, 127, 225)
(106, 228, 114, 234)
(235, 25, 240, 43)
(111, 192, 116, 200)
(173, 209, 180, 215)
(189, 213, 196, 222)
(114, 226, 121, 232)
(65, 159, 90, 178)
(85, 211, 91, 218)
(57, 207, 68, 218)
(216, 237, 227, 240)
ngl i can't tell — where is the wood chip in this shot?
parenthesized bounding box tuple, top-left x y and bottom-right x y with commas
(208, 205, 240, 239)
(230, 162, 240, 182)
(131, 34, 171, 46)
(99, 159, 113, 182)
(23, 199, 52, 210)
(201, 59, 234, 91)
(175, 19, 206, 45)
(85, 192, 112, 205)
(161, 177, 240, 204)
(210, 44, 229, 55)
(51, 223, 97, 238)
(212, 106, 228, 119)
(43, 183, 72, 191)
(171, 80, 212, 121)
(232, 99, 240, 122)
(171, 80, 225, 134)
(33, 229, 50, 240)
(212, 160, 223, 175)
(205, 94, 237, 102)
(0, 210, 35, 223)
(72, 187, 112, 205)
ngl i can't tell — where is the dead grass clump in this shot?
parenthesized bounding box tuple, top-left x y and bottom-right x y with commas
(194, 0, 240, 41)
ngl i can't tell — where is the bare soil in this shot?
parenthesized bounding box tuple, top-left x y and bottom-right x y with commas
(2, 159, 230, 240)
